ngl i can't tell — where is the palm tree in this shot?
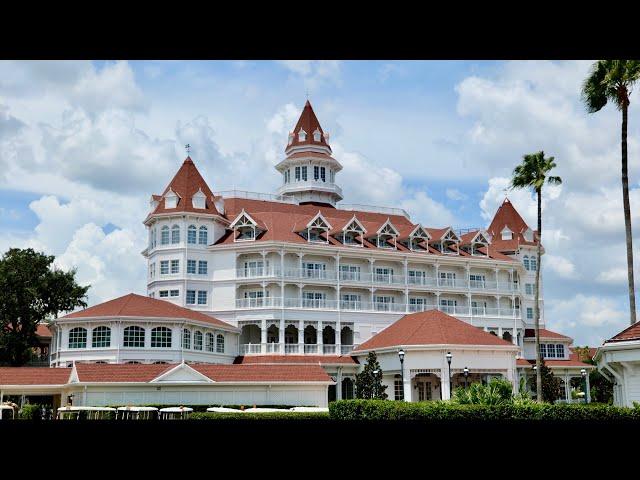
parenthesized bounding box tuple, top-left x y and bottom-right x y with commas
(582, 60, 640, 326)
(511, 151, 562, 402)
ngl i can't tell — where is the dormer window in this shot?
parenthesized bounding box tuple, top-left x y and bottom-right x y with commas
(523, 228, 533, 242)
(436, 229, 460, 255)
(461, 231, 490, 256)
(501, 227, 513, 241)
(313, 129, 322, 142)
(301, 212, 331, 244)
(192, 188, 206, 209)
(376, 220, 399, 249)
(407, 225, 431, 251)
(230, 210, 261, 242)
(164, 189, 178, 209)
(298, 129, 307, 142)
(339, 217, 366, 247)
(288, 132, 294, 145)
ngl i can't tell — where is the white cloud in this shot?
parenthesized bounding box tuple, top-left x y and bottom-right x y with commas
(445, 188, 467, 201)
(544, 254, 577, 279)
(276, 60, 342, 91)
(597, 267, 628, 285)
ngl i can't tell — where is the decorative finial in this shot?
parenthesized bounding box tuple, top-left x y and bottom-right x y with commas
(185, 144, 191, 155)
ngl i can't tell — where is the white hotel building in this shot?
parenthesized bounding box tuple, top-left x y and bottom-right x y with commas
(1, 101, 592, 408)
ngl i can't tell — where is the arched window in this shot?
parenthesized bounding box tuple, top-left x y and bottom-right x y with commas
(182, 329, 191, 349)
(216, 334, 225, 353)
(194, 330, 203, 350)
(530, 257, 537, 271)
(394, 374, 404, 401)
(68, 327, 87, 349)
(206, 332, 215, 352)
(91, 326, 111, 348)
(198, 226, 208, 245)
(161, 226, 170, 245)
(123, 326, 145, 348)
(187, 225, 197, 244)
(151, 327, 172, 348)
(171, 224, 180, 244)
(523, 256, 530, 270)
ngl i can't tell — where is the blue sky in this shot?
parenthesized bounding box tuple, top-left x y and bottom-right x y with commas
(0, 60, 638, 347)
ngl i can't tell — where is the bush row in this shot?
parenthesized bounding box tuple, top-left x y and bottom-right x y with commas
(190, 412, 329, 421)
(329, 400, 640, 422)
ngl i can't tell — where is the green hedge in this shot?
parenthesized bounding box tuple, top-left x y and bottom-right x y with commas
(329, 400, 640, 422)
(190, 412, 329, 421)
(19, 404, 42, 420)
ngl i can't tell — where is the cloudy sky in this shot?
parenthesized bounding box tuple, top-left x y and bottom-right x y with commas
(1, 60, 638, 347)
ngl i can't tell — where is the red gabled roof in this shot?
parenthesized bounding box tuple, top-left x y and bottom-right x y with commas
(286, 100, 331, 151)
(36, 324, 52, 338)
(354, 310, 514, 351)
(487, 198, 538, 252)
(0, 367, 71, 385)
(524, 328, 571, 340)
(62, 293, 235, 329)
(605, 321, 640, 343)
(149, 157, 221, 217)
(73, 363, 332, 383)
(234, 355, 358, 365)
(516, 352, 593, 368)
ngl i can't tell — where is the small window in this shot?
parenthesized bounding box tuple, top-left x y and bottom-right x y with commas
(161, 226, 170, 245)
(187, 259, 196, 274)
(182, 329, 191, 349)
(123, 326, 145, 348)
(523, 256, 530, 270)
(186, 290, 196, 305)
(314, 165, 320, 181)
(193, 331, 203, 351)
(313, 129, 321, 142)
(92, 326, 111, 348)
(159, 290, 169, 298)
(530, 257, 537, 271)
(187, 225, 197, 244)
(171, 225, 180, 244)
(198, 261, 207, 275)
(555, 344, 565, 358)
(68, 327, 87, 349)
(199, 226, 208, 245)
(501, 228, 512, 240)
(394, 374, 404, 401)
(298, 129, 306, 141)
(526, 307, 533, 320)
(206, 333, 215, 352)
(160, 260, 169, 275)
(301, 166, 307, 181)
(170, 289, 179, 297)
(216, 334, 225, 353)
(170, 259, 179, 274)
(197, 290, 207, 305)
(151, 327, 172, 348)
(320, 167, 326, 182)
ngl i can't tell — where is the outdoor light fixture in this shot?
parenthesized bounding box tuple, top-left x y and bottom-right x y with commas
(463, 366, 469, 389)
(446, 352, 452, 398)
(581, 368, 588, 404)
(398, 349, 406, 401)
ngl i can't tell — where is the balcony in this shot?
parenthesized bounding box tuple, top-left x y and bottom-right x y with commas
(240, 343, 356, 356)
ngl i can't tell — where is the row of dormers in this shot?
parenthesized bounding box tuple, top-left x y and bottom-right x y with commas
(226, 210, 493, 256)
(288, 128, 330, 145)
(499, 225, 535, 242)
(150, 188, 226, 214)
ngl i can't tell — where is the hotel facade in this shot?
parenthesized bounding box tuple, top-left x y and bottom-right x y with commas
(1, 101, 592, 409)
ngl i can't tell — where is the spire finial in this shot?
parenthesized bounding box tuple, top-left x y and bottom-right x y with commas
(185, 144, 191, 156)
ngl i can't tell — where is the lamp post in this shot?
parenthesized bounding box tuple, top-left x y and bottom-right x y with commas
(581, 368, 588, 404)
(532, 365, 537, 400)
(463, 366, 469, 389)
(446, 351, 452, 399)
(398, 349, 405, 401)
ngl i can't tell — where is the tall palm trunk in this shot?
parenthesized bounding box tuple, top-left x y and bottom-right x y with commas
(534, 187, 542, 401)
(621, 104, 637, 325)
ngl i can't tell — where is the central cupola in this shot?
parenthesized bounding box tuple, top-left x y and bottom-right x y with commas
(275, 100, 343, 206)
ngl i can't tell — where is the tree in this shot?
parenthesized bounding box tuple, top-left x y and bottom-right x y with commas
(539, 361, 561, 403)
(355, 351, 388, 399)
(582, 60, 640, 326)
(0, 248, 89, 366)
(511, 151, 562, 402)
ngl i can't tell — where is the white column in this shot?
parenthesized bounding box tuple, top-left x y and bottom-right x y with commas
(336, 368, 343, 400)
(403, 369, 412, 402)
(279, 317, 285, 349)
(564, 372, 570, 401)
(318, 321, 323, 354)
(586, 372, 591, 403)
(298, 319, 304, 352)
(261, 319, 267, 354)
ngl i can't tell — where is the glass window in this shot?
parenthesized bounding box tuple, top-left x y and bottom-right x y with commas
(198, 260, 207, 275)
(295, 166, 301, 181)
(123, 326, 145, 348)
(68, 327, 87, 349)
(197, 290, 207, 305)
(523, 256, 530, 270)
(555, 344, 565, 358)
(151, 327, 172, 348)
(526, 307, 533, 320)
(394, 375, 404, 401)
(530, 257, 537, 271)
(160, 260, 169, 275)
(182, 329, 191, 349)
(171, 259, 179, 274)
(206, 333, 215, 352)
(170, 289, 179, 297)
(92, 326, 111, 348)
(216, 334, 225, 353)
(187, 259, 196, 274)
(320, 166, 326, 182)
(193, 331, 203, 350)
(314, 165, 320, 180)
(301, 166, 307, 181)
(198, 226, 208, 245)
(186, 290, 196, 305)
(159, 290, 169, 298)
(171, 225, 180, 244)
(161, 226, 170, 245)
(187, 225, 197, 244)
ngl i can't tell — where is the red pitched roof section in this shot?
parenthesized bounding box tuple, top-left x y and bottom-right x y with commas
(36, 324, 52, 338)
(487, 198, 538, 252)
(516, 351, 593, 368)
(149, 157, 221, 217)
(0, 367, 71, 385)
(62, 293, 235, 329)
(234, 355, 358, 365)
(287, 100, 331, 152)
(606, 321, 640, 343)
(524, 328, 571, 340)
(355, 310, 514, 351)
(73, 363, 332, 383)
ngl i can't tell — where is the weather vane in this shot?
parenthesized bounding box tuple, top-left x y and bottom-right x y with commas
(185, 144, 191, 155)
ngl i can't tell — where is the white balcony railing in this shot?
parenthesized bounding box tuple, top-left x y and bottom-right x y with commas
(240, 343, 356, 356)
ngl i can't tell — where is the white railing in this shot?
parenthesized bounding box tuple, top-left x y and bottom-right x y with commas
(304, 344, 319, 354)
(236, 267, 281, 278)
(215, 190, 297, 204)
(339, 271, 365, 282)
(373, 273, 405, 285)
(323, 344, 337, 354)
(239, 342, 353, 356)
(236, 297, 282, 308)
(407, 276, 437, 287)
(266, 342, 281, 354)
(340, 203, 410, 219)
(341, 345, 355, 354)
(284, 344, 300, 354)
(241, 343, 262, 354)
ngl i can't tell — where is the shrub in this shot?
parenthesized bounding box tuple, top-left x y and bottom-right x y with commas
(19, 404, 42, 420)
(329, 400, 640, 422)
(452, 378, 514, 405)
(190, 412, 329, 421)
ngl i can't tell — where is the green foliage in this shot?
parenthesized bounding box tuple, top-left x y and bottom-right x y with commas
(190, 412, 329, 421)
(329, 399, 640, 422)
(452, 378, 514, 406)
(572, 346, 613, 404)
(582, 60, 640, 112)
(354, 351, 388, 400)
(539, 361, 561, 403)
(0, 248, 89, 366)
(510, 151, 562, 193)
(19, 404, 42, 420)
